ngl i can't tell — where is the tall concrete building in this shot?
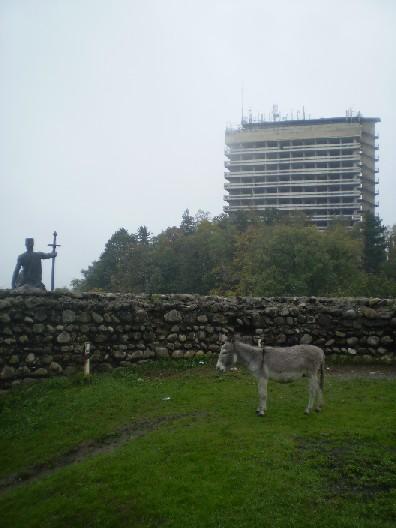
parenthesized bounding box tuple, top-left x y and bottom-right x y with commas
(224, 116, 380, 228)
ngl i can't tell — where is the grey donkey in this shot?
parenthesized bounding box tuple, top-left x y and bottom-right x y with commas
(216, 338, 325, 416)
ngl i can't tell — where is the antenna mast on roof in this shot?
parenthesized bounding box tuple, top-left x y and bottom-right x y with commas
(272, 104, 279, 121)
(241, 83, 244, 124)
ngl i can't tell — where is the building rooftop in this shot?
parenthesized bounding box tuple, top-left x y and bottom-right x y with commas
(227, 116, 381, 133)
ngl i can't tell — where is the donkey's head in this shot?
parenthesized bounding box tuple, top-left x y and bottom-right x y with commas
(216, 338, 237, 373)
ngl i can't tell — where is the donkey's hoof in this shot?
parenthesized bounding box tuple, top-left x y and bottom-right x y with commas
(315, 407, 322, 413)
(256, 410, 266, 417)
(304, 409, 311, 415)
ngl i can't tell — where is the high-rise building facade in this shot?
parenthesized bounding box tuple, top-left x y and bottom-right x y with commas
(224, 116, 380, 228)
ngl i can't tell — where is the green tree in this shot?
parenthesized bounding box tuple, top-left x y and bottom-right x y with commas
(235, 223, 363, 297)
(76, 228, 135, 291)
(136, 225, 151, 245)
(149, 227, 184, 293)
(361, 212, 387, 273)
(180, 209, 196, 234)
(72, 210, 395, 298)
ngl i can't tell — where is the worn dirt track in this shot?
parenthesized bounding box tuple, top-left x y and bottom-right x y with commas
(0, 413, 202, 495)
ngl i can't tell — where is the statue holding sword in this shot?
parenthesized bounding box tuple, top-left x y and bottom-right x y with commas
(12, 232, 60, 291)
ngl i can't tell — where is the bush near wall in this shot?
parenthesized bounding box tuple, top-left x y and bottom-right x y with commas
(0, 290, 395, 388)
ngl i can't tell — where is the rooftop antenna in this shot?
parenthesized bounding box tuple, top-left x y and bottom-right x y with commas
(302, 106, 306, 120)
(272, 104, 279, 121)
(241, 83, 244, 124)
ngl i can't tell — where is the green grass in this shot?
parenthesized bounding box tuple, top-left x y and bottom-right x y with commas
(0, 360, 395, 528)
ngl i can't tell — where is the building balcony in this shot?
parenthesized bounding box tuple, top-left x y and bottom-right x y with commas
(223, 202, 361, 213)
(225, 178, 360, 187)
(226, 155, 360, 167)
(226, 190, 361, 200)
(227, 142, 359, 156)
(224, 166, 361, 179)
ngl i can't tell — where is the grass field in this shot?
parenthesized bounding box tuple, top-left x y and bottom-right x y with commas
(0, 360, 395, 528)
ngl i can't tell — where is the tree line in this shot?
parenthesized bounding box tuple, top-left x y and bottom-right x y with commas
(71, 210, 396, 297)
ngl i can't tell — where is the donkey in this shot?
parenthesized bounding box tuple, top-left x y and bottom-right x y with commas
(216, 338, 325, 416)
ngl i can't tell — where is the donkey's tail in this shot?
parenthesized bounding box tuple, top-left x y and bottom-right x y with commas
(320, 360, 325, 391)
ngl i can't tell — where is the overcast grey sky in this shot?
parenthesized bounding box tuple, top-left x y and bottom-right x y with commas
(1, 0, 395, 289)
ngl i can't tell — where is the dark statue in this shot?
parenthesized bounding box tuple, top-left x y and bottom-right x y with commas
(12, 238, 57, 290)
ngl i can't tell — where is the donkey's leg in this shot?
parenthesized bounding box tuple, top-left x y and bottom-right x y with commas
(256, 376, 268, 417)
(305, 376, 319, 415)
(315, 373, 324, 412)
(315, 363, 325, 411)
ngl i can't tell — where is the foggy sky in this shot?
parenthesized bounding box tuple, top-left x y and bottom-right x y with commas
(1, 0, 395, 289)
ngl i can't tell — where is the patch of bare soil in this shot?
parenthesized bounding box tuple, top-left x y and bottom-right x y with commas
(0, 413, 202, 495)
(295, 435, 396, 499)
(325, 364, 396, 379)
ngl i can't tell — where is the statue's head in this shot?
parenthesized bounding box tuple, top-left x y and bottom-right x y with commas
(25, 238, 34, 251)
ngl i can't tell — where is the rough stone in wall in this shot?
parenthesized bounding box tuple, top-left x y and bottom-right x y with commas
(0, 290, 395, 388)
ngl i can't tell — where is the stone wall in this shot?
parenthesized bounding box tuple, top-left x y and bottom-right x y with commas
(0, 290, 395, 388)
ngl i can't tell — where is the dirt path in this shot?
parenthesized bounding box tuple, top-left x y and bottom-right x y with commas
(0, 413, 201, 496)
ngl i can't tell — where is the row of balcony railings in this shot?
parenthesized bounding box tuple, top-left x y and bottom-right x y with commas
(225, 183, 361, 191)
(224, 192, 361, 199)
(225, 188, 361, 196)
(224, 173, 360, 188)
(226, 191, 362, 200)
(222, 204, 363, 219)
(225, 145, 379, 160)
(225, 166, 361, 176)
(225, 156, 360, 166)
(224, 204, 362, 215)
(227, 151, 361, 158)
(225, 195, 361, 204)
(227, 150, 378, 160)
(225, 143, 360, 154)
(224, 203, 362, 215)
